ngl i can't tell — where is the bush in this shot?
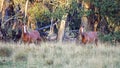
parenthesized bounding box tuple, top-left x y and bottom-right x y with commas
(99, 31, 120, 45)
(113, 31, 120, 42)
(28, 3, 50, 23)
(0, 46, 13, 57)
(14, 51, 28, 62)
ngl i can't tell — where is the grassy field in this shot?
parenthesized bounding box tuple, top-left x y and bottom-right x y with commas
(0, 42, 120, 68)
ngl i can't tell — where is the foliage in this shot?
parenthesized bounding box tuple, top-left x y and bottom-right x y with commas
(91, 0, 120, 26)
(28, 1, 67, 28)
(51, 6, 66, 20)
(28, 3, 50, 23)
(0, 0, 120, 44)
(99, 31, 120, 44)
(114, 31, 120, 42)
(67, 0, 81, 30)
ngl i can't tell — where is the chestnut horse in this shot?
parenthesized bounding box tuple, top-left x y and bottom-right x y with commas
(21, 24, 42, 44)
(79, 26, 98, 46)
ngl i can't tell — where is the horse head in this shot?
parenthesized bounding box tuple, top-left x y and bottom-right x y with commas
(79, 25, 84, 34)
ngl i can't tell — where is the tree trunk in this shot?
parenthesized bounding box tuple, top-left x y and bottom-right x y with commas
(25, 0, 29, 18)
(94, 14, 100, 32)
(49, 17, 54, 35)
(0, 0, 4, 12)
(1, 0, 5, 25)
(24, 0, 29, 24)
(80, 0, 90, 31)
(93, 7, 100, 32)
(76, 0, 90, 44)
(57, 13, 68, 42)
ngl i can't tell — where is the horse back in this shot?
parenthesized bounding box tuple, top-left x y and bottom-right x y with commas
(84, 31, 98, 42)
(29, 30, 41, 39)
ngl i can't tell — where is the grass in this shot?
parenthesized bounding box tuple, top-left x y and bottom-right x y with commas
(0, 42, 119, 68)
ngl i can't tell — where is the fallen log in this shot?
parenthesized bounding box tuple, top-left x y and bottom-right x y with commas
(35, 20, 59, 31)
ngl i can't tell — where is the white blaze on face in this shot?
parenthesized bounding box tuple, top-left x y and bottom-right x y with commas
(24, 25, 27, 33)
(81, 27, 83, 33)
(80, 27, 84, 33)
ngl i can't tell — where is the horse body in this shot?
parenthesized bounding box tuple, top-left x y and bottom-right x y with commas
(21, 25, 41, 44)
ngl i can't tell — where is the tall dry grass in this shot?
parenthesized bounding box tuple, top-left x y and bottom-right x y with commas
(0, 42, 120, 68)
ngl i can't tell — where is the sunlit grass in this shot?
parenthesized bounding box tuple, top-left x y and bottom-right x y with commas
(0, 42, 120, 68)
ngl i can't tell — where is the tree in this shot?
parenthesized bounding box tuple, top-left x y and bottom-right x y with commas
(91, 0, 120, 32)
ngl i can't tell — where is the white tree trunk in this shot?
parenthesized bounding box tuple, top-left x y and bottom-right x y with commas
(0, 0, 4, 12)
(25, 0, 29, 19)
(49, 17, 54, 35)
(57, 13, 68, 42)
(1, 0, 5, 28)
(81, 0, 90, 31)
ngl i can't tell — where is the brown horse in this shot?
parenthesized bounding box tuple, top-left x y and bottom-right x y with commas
(21, 24, 42, 44)
(78, 26, 98, 46)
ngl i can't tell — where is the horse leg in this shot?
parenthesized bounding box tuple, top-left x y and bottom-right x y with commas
(28, 38, 32, 45)
(76, 38, 81, 45)
(17, 38, 22, 45)
(95, 39, 98, 46)
(36, 38, 41, 45)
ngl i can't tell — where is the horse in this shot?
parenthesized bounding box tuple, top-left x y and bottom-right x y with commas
(21, 24, 42, 44)
(78, 25, 98, 46)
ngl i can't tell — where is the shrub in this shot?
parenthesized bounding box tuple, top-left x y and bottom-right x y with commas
(99, 31, 120, 45)
(0, 46, 13, 57)
(14, 51, 28, 62)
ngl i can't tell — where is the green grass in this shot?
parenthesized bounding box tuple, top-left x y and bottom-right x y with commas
(0, 42, 120, 68)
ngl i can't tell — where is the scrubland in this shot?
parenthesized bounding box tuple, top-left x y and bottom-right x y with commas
(0, 42, 120, 68)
